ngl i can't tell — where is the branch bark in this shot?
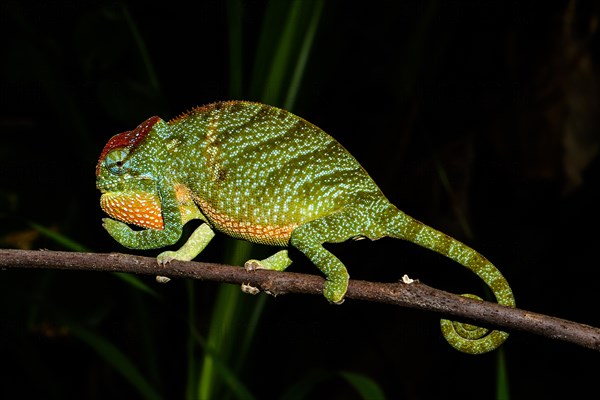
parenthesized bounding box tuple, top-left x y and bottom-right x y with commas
(1, 249, 599, 351)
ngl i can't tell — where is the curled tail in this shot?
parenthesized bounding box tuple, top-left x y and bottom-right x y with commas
(387, 206, 515, 354)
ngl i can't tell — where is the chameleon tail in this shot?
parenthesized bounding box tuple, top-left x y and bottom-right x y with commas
(387, 207, 515, 354)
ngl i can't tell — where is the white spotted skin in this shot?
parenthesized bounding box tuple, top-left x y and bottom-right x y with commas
(97, 101, 515, 354)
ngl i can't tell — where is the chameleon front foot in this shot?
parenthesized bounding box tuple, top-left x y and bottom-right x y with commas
(154, 224, 216, 283)
(243, 259, 262, 271)
(156, 251, 177, 266)
(157, 223, 216, 266)
(102, 218, 134, 245)
(155, 251, 177, 284)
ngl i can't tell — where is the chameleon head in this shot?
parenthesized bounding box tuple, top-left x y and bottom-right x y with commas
(96, 116, 166, 230)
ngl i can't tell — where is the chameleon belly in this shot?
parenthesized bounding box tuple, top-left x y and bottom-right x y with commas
(195, 196, 298, 246)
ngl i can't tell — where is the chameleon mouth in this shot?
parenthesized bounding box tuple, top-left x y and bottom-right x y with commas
(100, 191, 164, 230)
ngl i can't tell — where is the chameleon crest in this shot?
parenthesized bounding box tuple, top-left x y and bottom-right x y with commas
(97, 101, 515, 354)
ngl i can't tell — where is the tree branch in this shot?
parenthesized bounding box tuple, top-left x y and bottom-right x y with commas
(1, 249, 599, 351)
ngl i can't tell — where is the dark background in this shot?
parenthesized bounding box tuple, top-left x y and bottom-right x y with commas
(1, 1, 599, 399)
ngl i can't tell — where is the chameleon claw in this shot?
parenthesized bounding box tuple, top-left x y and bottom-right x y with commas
(244, 259, 264, 271)
(245, 251, 292, 272)
(241, 283, 260, 295)
(156, 251, 176, 266)
(156, 251, 177, 283)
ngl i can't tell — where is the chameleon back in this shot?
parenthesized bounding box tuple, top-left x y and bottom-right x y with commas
(168, 101, 385, 246)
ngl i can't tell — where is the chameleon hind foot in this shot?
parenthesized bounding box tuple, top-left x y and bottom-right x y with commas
(244, 250, 292, 272)
(243, 250, 291, 297)
(322, 272, 349, 305)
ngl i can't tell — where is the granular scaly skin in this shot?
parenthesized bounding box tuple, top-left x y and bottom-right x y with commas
(96, 101, 515, 354)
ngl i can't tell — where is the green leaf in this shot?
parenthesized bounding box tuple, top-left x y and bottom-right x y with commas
(188, 303, 255, 400)
(284, 0, 324, 110)
(339, 371, 386, 400)
(281, 370, 385, 400)
(28, 221, 89, 252)
(280, 370, 331, 400)
(260, 0, 303, 104)
(29, 221, 160, 298)
(68, 322, 161, 400)
(120, 4, 159, 92)
(197, 240, 251, 399)
(227, 0, 244, 99)
(496, 349, 510, 400)
(113, 272, 161, 299)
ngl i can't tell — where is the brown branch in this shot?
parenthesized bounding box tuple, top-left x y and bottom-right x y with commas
(1, 249, 599, 351)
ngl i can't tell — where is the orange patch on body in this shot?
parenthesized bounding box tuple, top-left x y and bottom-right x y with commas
(101, 191, 163, 230)
(174, 184, 202, 224)
(196, 198, 297, 246)
(174, 184, 192, 202)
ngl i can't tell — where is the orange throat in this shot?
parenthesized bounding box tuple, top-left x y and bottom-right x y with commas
(101, 191, 164, 230)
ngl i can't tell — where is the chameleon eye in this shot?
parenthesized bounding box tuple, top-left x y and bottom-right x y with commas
(104, 148, 130, 175)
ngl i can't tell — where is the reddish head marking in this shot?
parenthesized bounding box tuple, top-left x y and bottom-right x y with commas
(96, 116, 161, 175)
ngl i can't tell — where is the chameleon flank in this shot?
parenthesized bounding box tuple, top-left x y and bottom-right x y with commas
(96, 101, 515, 354)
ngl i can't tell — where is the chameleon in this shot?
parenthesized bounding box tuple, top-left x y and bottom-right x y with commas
(96, 100, 515, 354)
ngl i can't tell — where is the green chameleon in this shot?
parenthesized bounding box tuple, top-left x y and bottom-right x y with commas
(96, 100, 515, 354)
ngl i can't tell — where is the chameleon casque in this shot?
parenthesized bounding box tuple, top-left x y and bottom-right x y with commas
(96, 100, 515, 354)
